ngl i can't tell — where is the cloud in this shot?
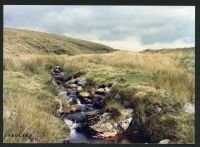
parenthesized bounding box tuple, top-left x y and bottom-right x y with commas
(4, 5, 195, 51)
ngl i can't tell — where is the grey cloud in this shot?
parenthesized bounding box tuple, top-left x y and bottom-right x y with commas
(4, 5, 195, 50)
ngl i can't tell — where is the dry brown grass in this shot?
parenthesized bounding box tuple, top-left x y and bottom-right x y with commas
(3, 47, 194, 143)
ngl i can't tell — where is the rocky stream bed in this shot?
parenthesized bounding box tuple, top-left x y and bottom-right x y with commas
(50, 66, 140, 144)
(50, 66, 194, 144)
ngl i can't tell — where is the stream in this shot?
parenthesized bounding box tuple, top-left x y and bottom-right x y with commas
(51, 66, 141, 144)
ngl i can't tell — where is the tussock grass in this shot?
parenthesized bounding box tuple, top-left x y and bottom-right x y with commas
(3, 47, 194, 143)
(3, 70, 69, 143)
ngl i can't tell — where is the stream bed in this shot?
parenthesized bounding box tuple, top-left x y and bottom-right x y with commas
(51, 66, 145, 144)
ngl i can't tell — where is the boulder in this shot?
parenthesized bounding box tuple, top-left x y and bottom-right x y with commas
(64, 79, 77, 86)
(77, 86, 83, 92)
(68, 84, 78, 88)
(90, 122, 118, 138)
(183, 102, 194, 113)
(104, 87, 110, 93)
(99, 113, 111, 121)
(79, 92, 90, 98)
(115, 117, 132, 131)
(95, 88, 105, 95)
(83, 97, 92, 104)
(76, 77, 86, 86)
(158, 139, 171, 144)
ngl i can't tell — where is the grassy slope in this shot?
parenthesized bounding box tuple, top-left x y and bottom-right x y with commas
(4, 28, 114, 56)
(3, 28, 195, 143)
(3, 48, 195, 143)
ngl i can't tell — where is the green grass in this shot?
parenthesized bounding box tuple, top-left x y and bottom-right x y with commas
(3, 30, 195, 144)
(3, 70, 69, 143)
(4, 28, 114, 56)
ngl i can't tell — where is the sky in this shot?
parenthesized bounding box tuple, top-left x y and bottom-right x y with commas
(4, 5, 195, 51)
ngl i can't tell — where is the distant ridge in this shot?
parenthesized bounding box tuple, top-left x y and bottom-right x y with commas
(140, 47, 194, 53)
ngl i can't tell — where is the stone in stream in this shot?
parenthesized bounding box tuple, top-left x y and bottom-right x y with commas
(76, 77, 86, 86)
(115, 117, 132, 132)
(68, 84, 78, 88)
(77, 86, 83, 92)
(104, 87, 110, 93)
(95, 88, 105, 95)
(158, 139, 171, 144)
(79, 92, 90, 98)
(90, 122, 118, 138)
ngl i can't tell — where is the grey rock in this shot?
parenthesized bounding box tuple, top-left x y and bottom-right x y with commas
(183, 102, 195, 113)
(114, 93, 121, 99)
(68, 84, 78, 88)
(158, 139, 171, 144)
(79, 92, 90, 98)
(77, 86, 83, 92)
(115, 117, 132, 131)
(95, 88, 105, 95)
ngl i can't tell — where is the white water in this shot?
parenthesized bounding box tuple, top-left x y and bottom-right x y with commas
(64, 119, 79, 138)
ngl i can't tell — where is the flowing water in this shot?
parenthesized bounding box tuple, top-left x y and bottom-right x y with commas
(51, 67, 144, 144)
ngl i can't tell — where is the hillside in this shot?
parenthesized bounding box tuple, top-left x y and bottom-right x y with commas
(3, 29, 195, 144)
(4, 28, 114, 56)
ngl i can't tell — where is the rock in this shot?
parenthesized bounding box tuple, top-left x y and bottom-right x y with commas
(64, 79, 77, 86)
(183, 102, 194, 113)
(79, 92, 90, 98)
(95, 88, 105, 95)
(99, 113, 111, 121)
(115, 117, 132, 131)
(83, 97, 92, 104)
(68, 84, 78, 88)
(154, 105, 162, 112)
(77, 86, 83, 92)
(76, 77, 86, 86)
(63, 104, 81, 113)
(146, 105, 163, 116)
(114, 93, 121, 99)
(158, 139, 171, 144)
(104, 87, 110, 93)
(90, 122, 118, 138)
